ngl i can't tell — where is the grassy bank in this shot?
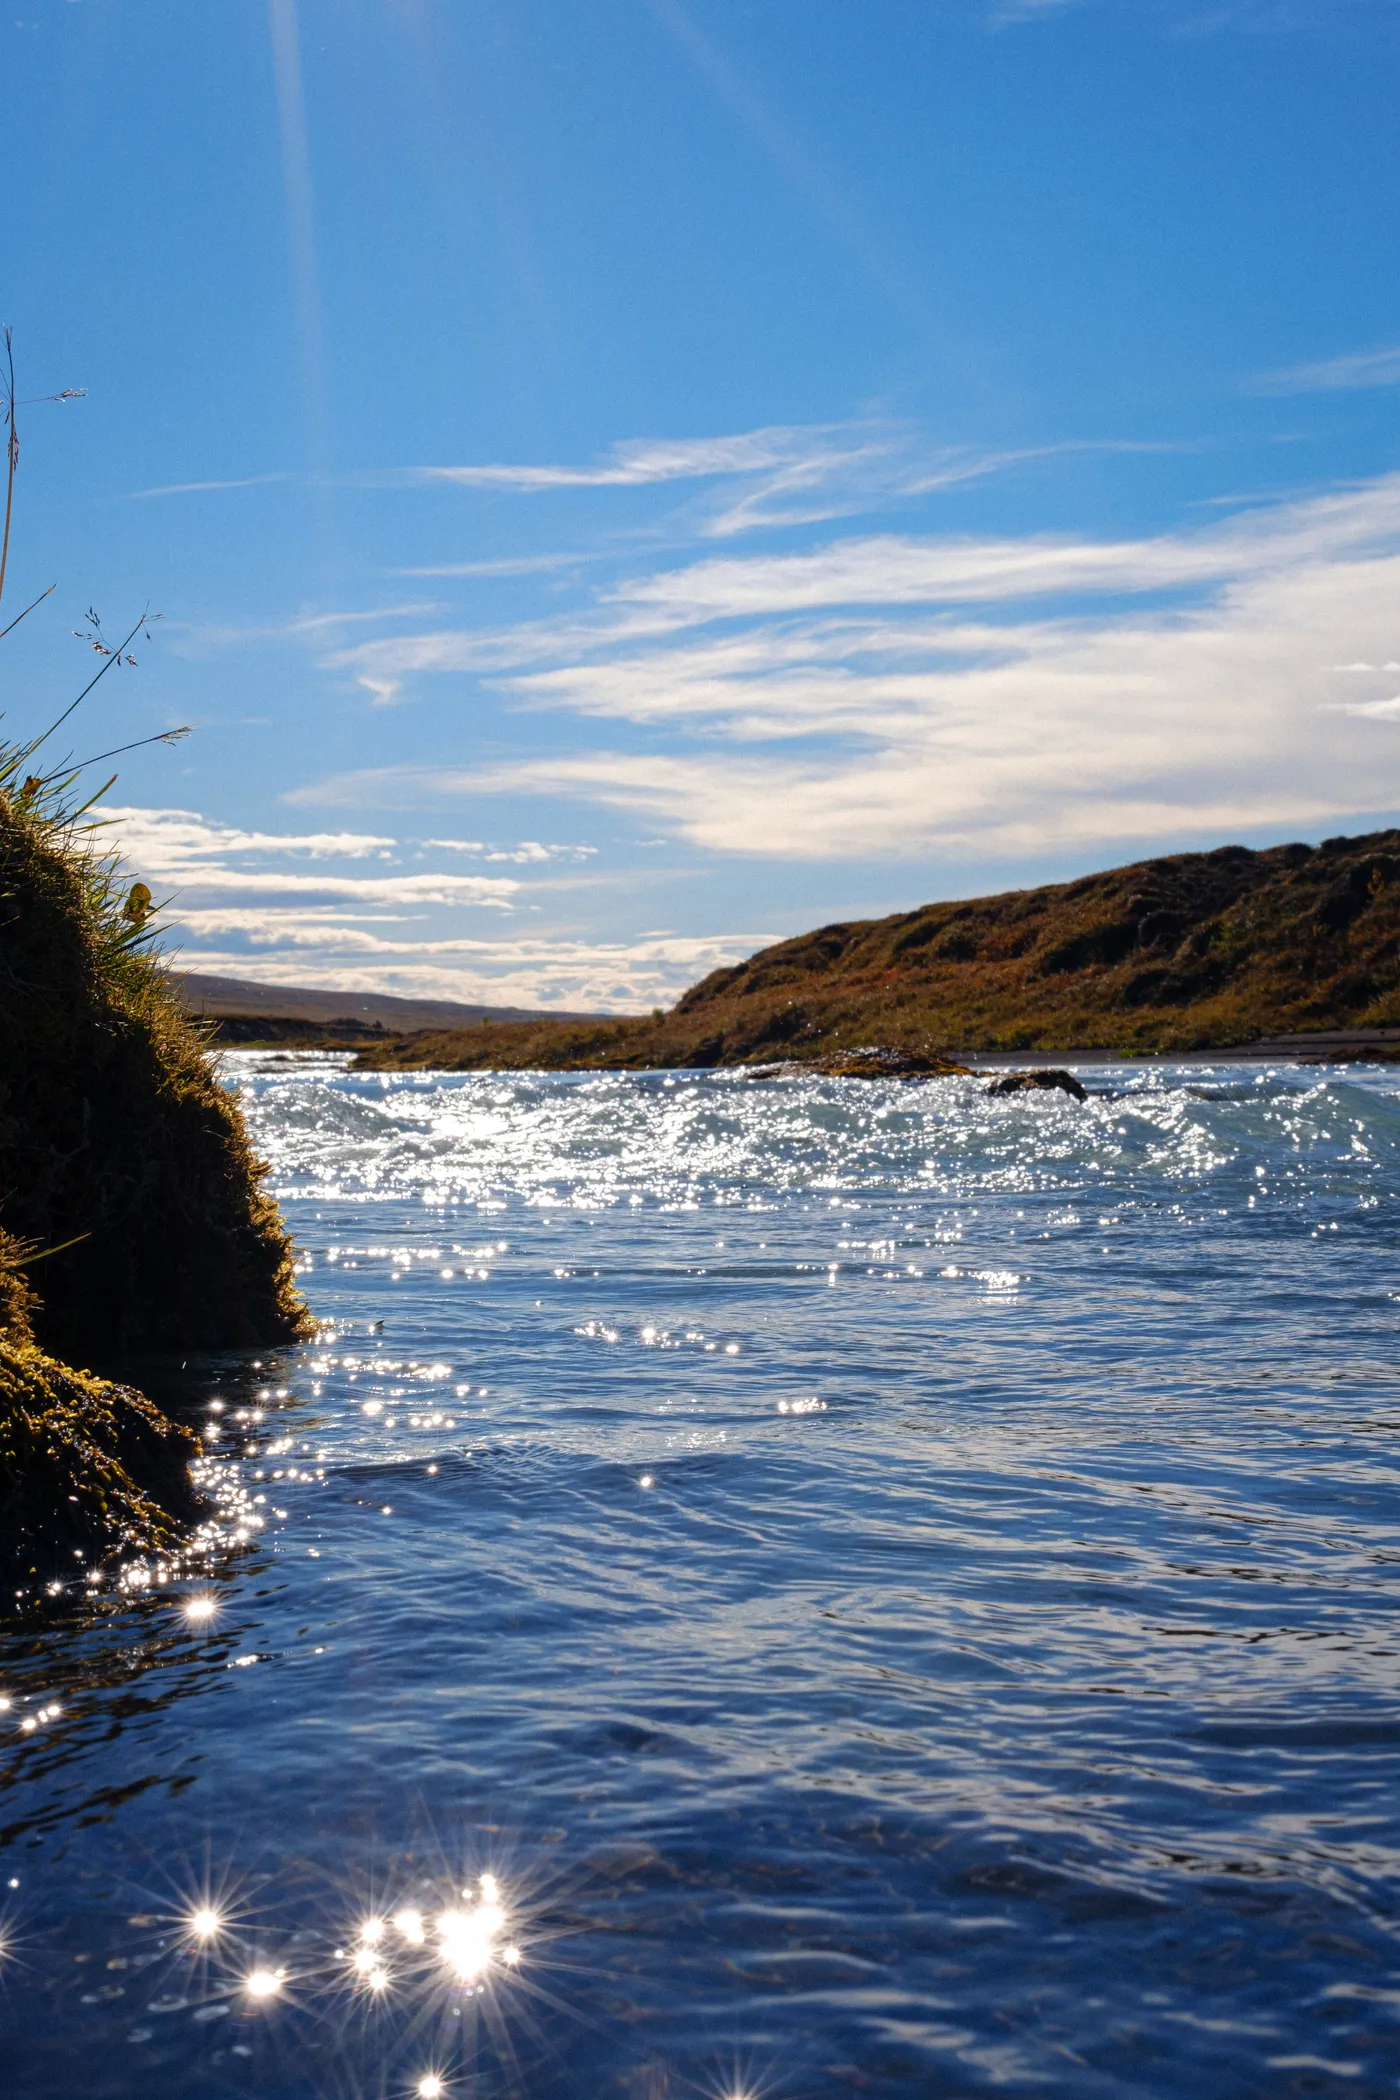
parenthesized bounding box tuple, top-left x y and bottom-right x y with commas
(0, 774, 311, 1368)
(0, 771, 312, 1580)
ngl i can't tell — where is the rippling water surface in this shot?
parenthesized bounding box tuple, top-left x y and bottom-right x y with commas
(6, 1055, 1400, 2098)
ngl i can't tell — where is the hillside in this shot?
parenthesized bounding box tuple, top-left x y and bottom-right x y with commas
(357, 829, 1400, 1071)
(175, 970, 605, 1035)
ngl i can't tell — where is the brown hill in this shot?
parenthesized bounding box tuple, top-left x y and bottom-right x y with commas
(172, 970, 604, 1037)
(356, 828, 1400, 1072)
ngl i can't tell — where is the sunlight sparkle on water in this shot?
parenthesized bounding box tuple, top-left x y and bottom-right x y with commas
(436, 1885, 508, 1982)
(245, 1967, 284, 1999)
(417, 2078, 445, 2099)
(183, 1596, 218, 1622)
(351, 1942, 392, 1991)
(188, 1906, 222, 1942)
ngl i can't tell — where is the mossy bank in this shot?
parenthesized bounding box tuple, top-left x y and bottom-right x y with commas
(0, 781, 312, 1583)
(0, 1231, 203, 1583)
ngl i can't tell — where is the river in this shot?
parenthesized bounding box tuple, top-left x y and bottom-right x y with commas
(4, 1055, 1400, 2097)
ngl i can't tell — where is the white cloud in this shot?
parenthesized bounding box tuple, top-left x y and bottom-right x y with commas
(392, 422, 1169, 548)
(283, 604, 441, 634)
(1258, 346, 1400, 394)
(103, 806, 398, 867)
(1331, 696, 1400, 721)
(424, 838, 598, 863)
(163, 869, 519, 907)
(106, 806, 666, 1008)
(393, 554, 584, 579)
(105, 808, 520, 910)
(127, 471, 292, 500)
(320, 503, 1233, 707)
(397, 420, 920, 549)
(408, 424, 873, 493)
(294, 470, 1400, 859)
(167, 924, 752, 1011)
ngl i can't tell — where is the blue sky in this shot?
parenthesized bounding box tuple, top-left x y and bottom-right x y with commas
(6, 0, 1400, 1009)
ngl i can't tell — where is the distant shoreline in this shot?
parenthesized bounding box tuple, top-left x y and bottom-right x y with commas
(960, 1032, 1400, 1068)
(221, 1034, 1400, 1071)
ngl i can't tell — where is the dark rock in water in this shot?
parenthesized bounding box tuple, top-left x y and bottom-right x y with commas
(986, 1068, 1088, 1102)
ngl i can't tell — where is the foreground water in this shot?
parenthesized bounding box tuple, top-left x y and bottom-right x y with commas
(5, 1056, 1400, 2097)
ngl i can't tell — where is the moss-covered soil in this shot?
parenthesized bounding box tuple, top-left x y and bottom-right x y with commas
(357, 829, 1400, 1072)
(0, 778, 313, 1582)
(0, 1334, 202, 1584)
(0, 784, 312, 1368)
(0, 1231, 203, 1584)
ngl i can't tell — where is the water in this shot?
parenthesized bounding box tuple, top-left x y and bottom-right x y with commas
(6, 1056, 1400, 2098)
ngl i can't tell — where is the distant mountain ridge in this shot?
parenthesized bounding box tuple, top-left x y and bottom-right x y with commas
(355, 828, 1400, 1070)
(173, 972, 605, 1036)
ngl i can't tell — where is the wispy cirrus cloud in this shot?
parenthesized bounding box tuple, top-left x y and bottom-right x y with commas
(322, 458, 1217, 707)
(1257, 345, 1400, 395)
(412, 427, 838, 492)
(405, 421, 912, 539)
(294, 470, 1400, 860)
(126, 471, 293, 500)
(392, 554, 585, 579)
(124, 424, 1194, 608)
(424, 838, 597, 863)
(393, 422, 1181, 547)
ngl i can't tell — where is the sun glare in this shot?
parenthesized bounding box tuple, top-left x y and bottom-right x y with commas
(435, 1882, 509, 1983)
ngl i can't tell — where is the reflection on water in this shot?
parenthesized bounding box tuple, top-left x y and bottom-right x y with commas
(5, 1057, 1400, 2095)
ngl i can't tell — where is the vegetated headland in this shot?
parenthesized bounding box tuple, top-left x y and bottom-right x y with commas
(0, 776, 312, 1588)
(350, 830, 1400, 1073)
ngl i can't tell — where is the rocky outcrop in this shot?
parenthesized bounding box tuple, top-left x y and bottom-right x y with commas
(779, 1046, 972, 1079)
